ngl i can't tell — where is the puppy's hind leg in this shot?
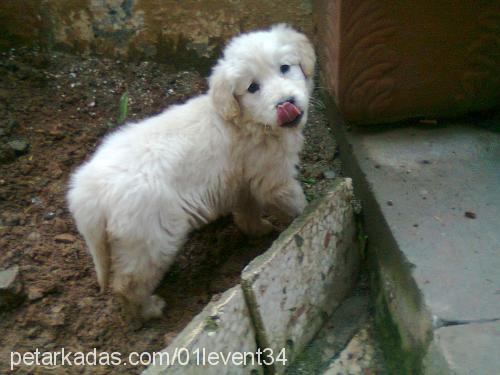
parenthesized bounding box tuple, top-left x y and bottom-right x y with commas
(111, 239, 175, 324)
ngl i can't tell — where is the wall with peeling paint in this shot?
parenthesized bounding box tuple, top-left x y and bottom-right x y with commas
(0, 0, 312, 71)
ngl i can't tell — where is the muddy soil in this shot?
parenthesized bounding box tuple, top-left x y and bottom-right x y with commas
(0, 47, 340, 374)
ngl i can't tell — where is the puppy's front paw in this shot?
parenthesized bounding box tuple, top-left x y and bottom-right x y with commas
(235, 215, 275, 236)
(250, 218, 275, 236)
(293, 192, 307, 216)
(271, 189, 306, 224)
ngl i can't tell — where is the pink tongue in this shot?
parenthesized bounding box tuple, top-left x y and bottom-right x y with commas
(277, 102, 301, 125)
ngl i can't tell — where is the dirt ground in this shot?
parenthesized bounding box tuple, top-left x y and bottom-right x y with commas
(0, 47, 340, 374)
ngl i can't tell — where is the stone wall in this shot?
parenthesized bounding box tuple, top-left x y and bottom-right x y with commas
(0, 0, 312, 72)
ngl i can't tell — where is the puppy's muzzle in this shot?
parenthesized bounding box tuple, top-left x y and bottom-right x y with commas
(277, 98, 303, 128)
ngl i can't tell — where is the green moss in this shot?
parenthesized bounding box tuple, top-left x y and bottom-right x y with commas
(203, 315, 219, 332)
(117, 91, 129, 125)
(356, 215, 368, 261)
(284, 341, 325, 374)
(370, 256, 427, 375)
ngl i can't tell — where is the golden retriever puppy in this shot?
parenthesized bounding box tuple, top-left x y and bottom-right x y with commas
(67, 24, 316, 320)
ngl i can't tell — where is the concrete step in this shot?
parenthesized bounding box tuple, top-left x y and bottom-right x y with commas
(325, 97, 500, 374)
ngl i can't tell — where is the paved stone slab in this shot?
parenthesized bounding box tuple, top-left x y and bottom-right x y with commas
(242, 179, 359, 373)
(143, 285, 262, 375)
(326, 100, 500, 372)
(322, 321, 387, 375)
(286, 293, 371, 374)
(423, 321, 500, 375)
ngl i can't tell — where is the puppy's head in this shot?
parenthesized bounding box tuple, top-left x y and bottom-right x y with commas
(209, 24, 316, 132)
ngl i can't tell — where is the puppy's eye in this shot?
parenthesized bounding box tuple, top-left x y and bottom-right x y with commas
(247, 82, 260, 93)
(280, 64, 290, 74)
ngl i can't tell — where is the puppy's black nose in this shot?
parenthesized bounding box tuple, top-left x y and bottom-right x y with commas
(277, 97, 295, 106)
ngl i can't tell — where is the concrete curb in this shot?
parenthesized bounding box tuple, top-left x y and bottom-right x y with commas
(143, 285, 262, 375)
(144, 179, 359, 374)
(242, 179, 359, 373)
(423, 321, 500, 375)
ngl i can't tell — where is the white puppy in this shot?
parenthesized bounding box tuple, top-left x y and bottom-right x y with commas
(67, 24, 316, 320)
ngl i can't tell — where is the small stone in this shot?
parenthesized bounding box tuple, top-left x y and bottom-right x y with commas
(54, 233, 76, 243)
(387, 200, 394, 206)
(8, 139, 29, 154)
(31, 196, 43, 206)
(464, 211, 476, 219)
(43, 211, 56, 220)
(47, 304, 65, 326)
(0, 267, 20, 290)
(51, 168, 63, 179)
(27, 286, 45, 301)
(27, 231, 41, 242)
(29, 282, 58, 301)
(27, 326, 41, 338)
(77, 296, 94, 309)
(323, 170, 337, 179)
(52, 217, 68, 233)
(0, 266, 25, 311)
(61, 247, 74, 257)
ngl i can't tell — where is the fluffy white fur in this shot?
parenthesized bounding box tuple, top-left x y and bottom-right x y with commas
(67, 24, 316, 320)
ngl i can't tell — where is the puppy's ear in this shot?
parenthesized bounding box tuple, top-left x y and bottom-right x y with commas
(208, 64, 240, 122)
(274, 24, 316, 79)
(293, 31, 316, 80)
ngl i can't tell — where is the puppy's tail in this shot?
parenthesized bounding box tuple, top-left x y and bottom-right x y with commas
(67, 176, 111, 293)
(86, 221, 111, 293)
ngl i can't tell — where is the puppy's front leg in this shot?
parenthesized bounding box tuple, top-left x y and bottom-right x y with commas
(234, 189, 274, 236)
(266, 179, 306, 224)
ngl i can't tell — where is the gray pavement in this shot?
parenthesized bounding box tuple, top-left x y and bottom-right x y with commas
(326, 101, 500, 374)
